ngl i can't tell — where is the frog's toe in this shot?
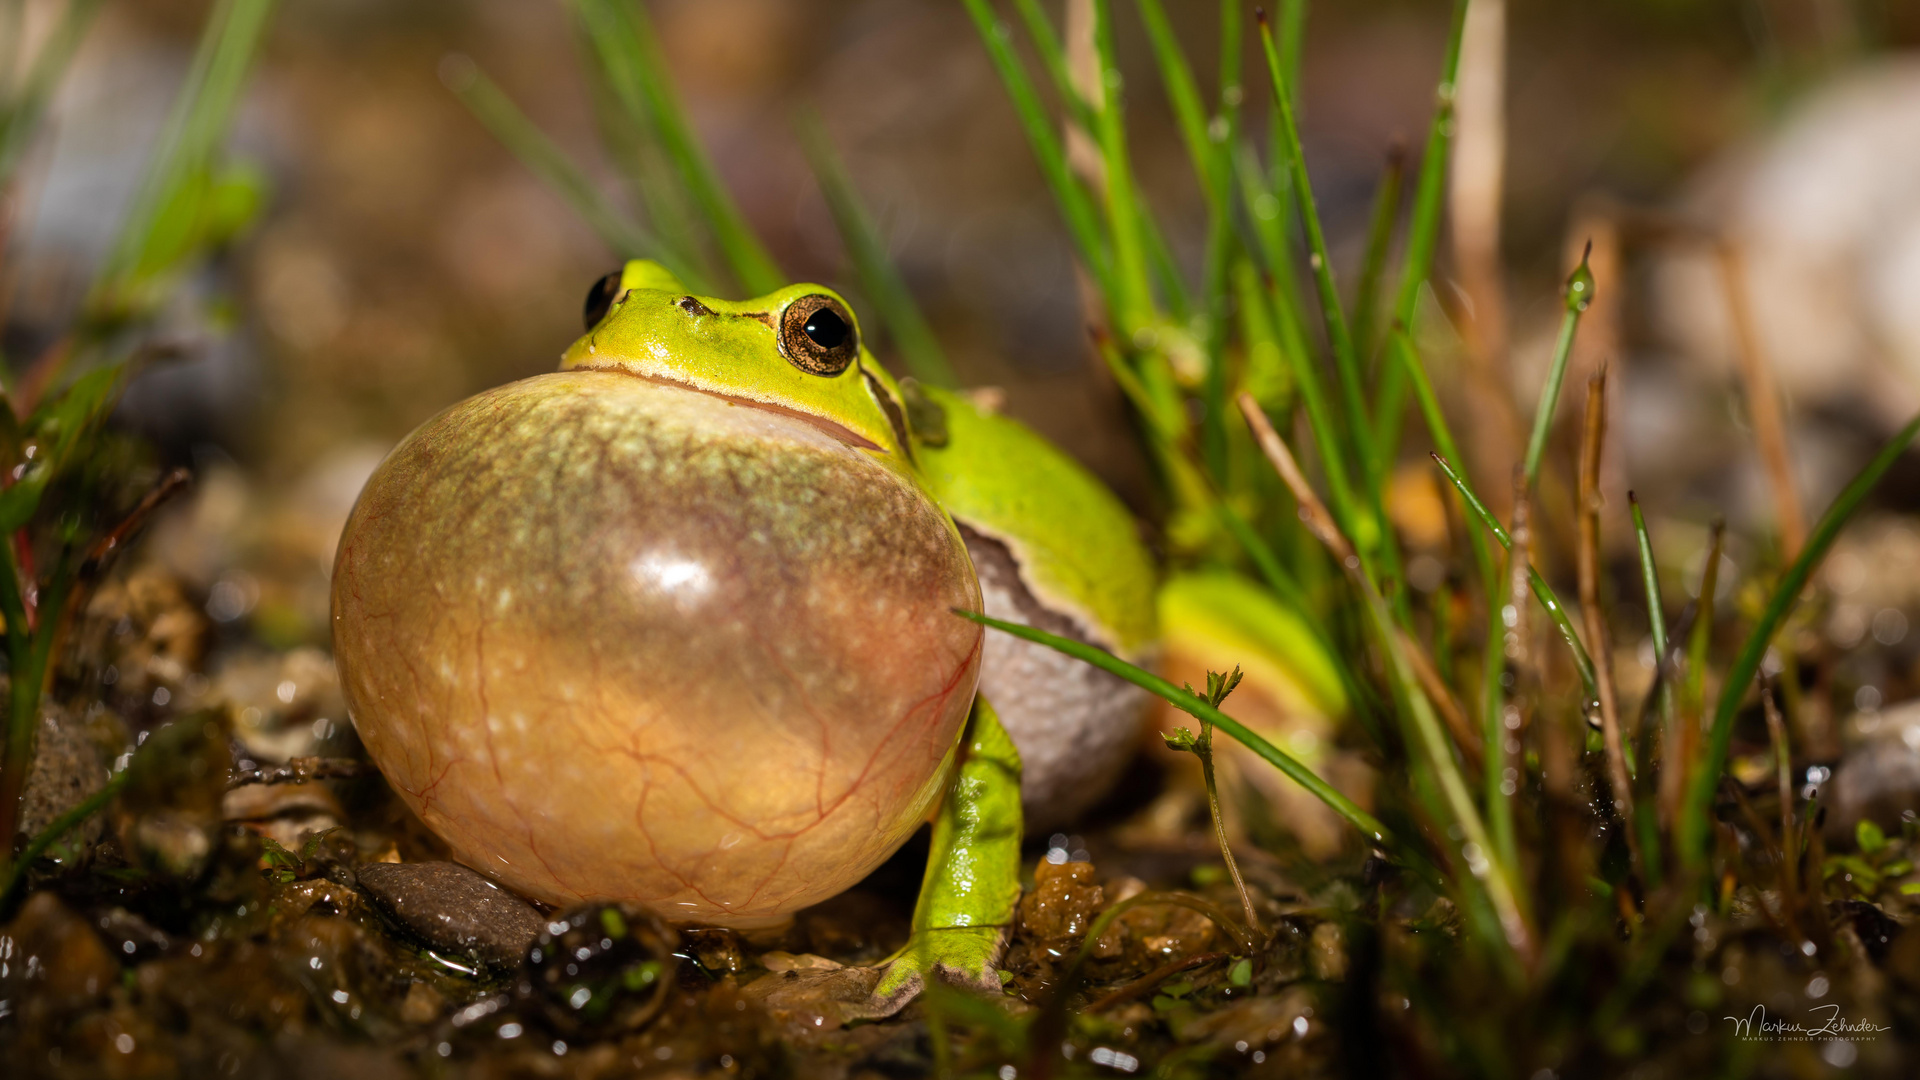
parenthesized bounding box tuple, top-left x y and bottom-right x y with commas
(852, 926, 1009, 1019)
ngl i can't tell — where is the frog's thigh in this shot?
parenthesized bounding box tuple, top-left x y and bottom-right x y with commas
(863, 695, 1023, 1014)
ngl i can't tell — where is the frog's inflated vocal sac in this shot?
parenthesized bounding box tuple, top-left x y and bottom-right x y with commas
(332, 261, 1156, 1009)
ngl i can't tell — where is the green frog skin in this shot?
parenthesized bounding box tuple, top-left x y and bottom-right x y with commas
(331, 260, 1156, 1008)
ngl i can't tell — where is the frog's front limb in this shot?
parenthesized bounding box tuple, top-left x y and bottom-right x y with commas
(863, 695, 1023, 1016)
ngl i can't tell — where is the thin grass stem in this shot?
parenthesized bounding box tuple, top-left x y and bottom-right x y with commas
(443, 61, 697, 288)
(1353, 142, 1407, 366)
(0, 762, 127, 915)
(89, 0, 274, 318)
(1090, 0, 1156, 328)
(1372, 0, 1471, 456)
(1248, 266, 1361, 542)
(1520, 246, 1593, 489)
(1431, 451, 1598, 699)
(1010, 0, 1097, 131)
(954, 609, 1394, 850)
(797, 115, 958, 387)
(1390, 329, 1494, 590)
(570, 8, 712, 279)
(1682, 524, 1723, 719)
(1680, 412, 1920, 866)
(1255, 11, 1370, 483)
(1762, 684, 1796, 903)
(567, 0, 782, 294)
(1211, 501, 1388, 752)
(1577, 371, 1642, 884)
(0, 0, 106, 185)
(1482, 524, 1518, 871)
(1239, 393, 1533, 962)
(1629, 494, 1670, 660)
(1717, 241, 1805, 559)
(1135, 0, 1227, 204)
(961, 0, 1112, 298)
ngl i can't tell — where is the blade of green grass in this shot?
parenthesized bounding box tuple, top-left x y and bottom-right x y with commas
(1135, 0, 1227, 202)
(90, 0, 274, 313)
(0, 744, 127, 915)
(1264, 0, 1306, 217)
(1010, 0, 1097, 131)
(1682, 522, 1724, 719)
(1371, 0, 1471, 457)
(0, 0, 21, 92)
(1211, 499, 1388, 752)
(1256, 12, 1370, 484)
(1431, 450, 1599, 700)
(1090, 326, 1189, 449)
(1481, 528, 1518, 868)
(0, 0, 106, 185)
(961, 0, 1112, 299)
(955, 609, 1394, 849)
(1679, 412, 1920, 866)
(570, 9, 712, 282)
(442, 58, 706, 291)
(797, 113, 957, 387)
(1233, 257, 1291, 412)
(1521, 247, 1594, 489)
(568, 0, 782, 295)
(1139, 205, 1192, 320)
(1629, 494, 1670, 662)
(1353, 143, 1407, 367)
(1390, 330, 1494, 589)
(1089, 0, 1156, 329)
(1196, 0, 1245, 480)
(1255, 10, 1408, 609)
(1238, 394, 1531, 967)
(1629, 491, 1671, 881)
(1248, 265, 1360, 547)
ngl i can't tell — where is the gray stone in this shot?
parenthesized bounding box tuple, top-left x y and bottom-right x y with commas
(355, 861, 543, 969)
(18, 702, 110, 855)
(1832, 702, 1920, 840)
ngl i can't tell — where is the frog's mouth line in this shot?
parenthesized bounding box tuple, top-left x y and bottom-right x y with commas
(573, 364, 884, 453)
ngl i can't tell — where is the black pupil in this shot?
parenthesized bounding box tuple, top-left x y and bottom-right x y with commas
(803, 307, 850, 351)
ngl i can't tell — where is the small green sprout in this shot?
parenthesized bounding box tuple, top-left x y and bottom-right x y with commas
(1857, 819, 1888, 855)
(1193, 666, 1245, 710)
(1161, 667, 1258, 940)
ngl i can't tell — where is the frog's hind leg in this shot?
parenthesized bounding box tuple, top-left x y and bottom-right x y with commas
(859, 695, 1023, 1017)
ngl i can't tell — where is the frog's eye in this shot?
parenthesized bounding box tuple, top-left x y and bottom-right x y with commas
(777, 294, 859, 376)
(583, 270, 624, 330)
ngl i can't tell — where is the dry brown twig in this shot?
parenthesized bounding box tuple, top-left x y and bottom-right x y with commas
(1715, 240, 1805, 559)
(1761, 683, 1796, 902)
(1576, 370, 1642, 881)
(1503, 471, 1534, 818)
(1233, 395, 1478, 766)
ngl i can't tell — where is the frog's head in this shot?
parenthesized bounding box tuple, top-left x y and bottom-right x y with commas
(560, 260, 910, 458)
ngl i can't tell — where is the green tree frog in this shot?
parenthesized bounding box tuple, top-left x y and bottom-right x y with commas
(332, 260, 1156, 1012)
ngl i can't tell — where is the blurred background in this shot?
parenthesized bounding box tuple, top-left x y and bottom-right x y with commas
(6, 0, 1920, 650)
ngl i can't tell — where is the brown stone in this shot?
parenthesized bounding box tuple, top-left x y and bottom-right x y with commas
(355, 860, 544, 969)
(0, 893, 120, 1019)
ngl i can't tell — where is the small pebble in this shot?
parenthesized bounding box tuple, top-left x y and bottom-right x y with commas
(354, 861, 542, 969)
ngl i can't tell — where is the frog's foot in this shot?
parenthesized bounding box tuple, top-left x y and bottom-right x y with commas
(850, 925, 1008, 1019)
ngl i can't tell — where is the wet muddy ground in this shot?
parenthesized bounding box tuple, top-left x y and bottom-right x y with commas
(6, 536, 1920, 1078)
